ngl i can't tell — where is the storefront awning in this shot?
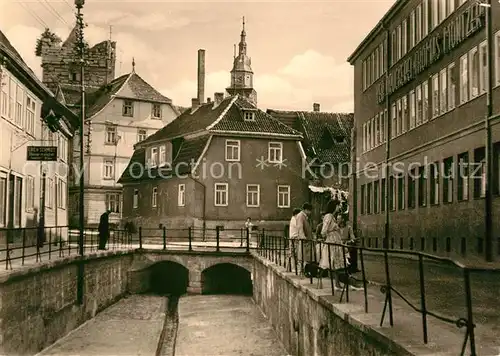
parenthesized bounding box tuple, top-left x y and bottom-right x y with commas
(308, 185, 349, 199)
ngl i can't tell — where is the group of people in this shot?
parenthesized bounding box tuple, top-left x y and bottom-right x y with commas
(288, 201, 361, 291)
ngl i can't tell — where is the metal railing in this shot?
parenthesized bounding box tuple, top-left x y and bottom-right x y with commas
(255, 234, 500, 356)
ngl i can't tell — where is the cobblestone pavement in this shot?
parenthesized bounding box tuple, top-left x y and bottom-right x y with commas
(357, 253, 500, 347)
(175, 295, 287, 356)
(37, 295, 166, 356)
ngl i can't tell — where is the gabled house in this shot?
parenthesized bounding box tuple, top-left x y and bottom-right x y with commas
(1, 30, 78, 238)
(68, 68, 180, 226)
(118, 93, 307, 235)
(267, 104, 354, 222)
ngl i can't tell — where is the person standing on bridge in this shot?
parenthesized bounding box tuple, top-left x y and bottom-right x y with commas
(98, 209, 111, 250)
(243, 217, 253, 247)
(287, 208, 301, 272)
(295, 203, 313, 276)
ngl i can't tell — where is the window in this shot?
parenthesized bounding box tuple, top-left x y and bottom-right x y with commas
(401, 19, 407, 57)
(46, 177, 54, 209)
(58, 135, 68, 162)
(214, 183, 228, 206)
(0, 74, 8, 118)
(457, 152, 469, 201)
(447, 63, 456, 110)
(443, 157, 453, 203)
(391, 30, 397, 66)
(360, 184, 366, 214)
(474, 147, 486, 198)
(374, 48, 379, 80)
(432, 0, 439, 29)
(430, 162, 440, 205)
(151, 104, 162, 119)
(122, 100, 134, 116)
(460, 54, 469, 103)
(159, 145, 166, 166)
(374, 114, 379, 147)
(277, 185, 290, 208)
(105, 125, 117, 144)
(133, 189, 139, 208)
(244, 111, 255, 121)
(225, 140, 240, 161)
(397, 25, 402, 61)
(57, 178, 66, 209)
(246, 184, 260, 207)
(381, 178, 386, 212)
(103, 159, 114, 179)
(432, 74, 440, 118)
(152, 187, 158, 207)
(363, 123, 367, 152)
(402, 95, 409, 133)
(106, 193, 120, 213)
(379, 42, 384, 76)
(381, 110, 387, 143)
(418, 166, 427, 207)
(371, 118, 375, 148)
(495, 31, 500, 85)
(397, 174, 405, 210)
(150, 147, 158, 167)
(391, 103, 396, 138)
(409, 90, 416, 129)
(0, 176, 6, 227)
(389, 176, 396, 211)
(363, 60, 367, 90)
(448, 0, 455, 15)
(26, 175, 35, 211)
(268, 142, 283, 163)
(137, 129, 147, 142)
(396, 99, 402, 135)
(479, 41, 488, 95)
(416, 84, 422, 126)
(178, 184, 185, 206)
(439, 0, 446, 23)
(13, 176, 22, 226)
(408, 169, 416, 209)
(416, 4, 422, 44)
(374, 180, 379, 214)
(409, 11, 415, 49)
(367, 120, 372, 150)
(439, 68, 447, 114)
(8, 77, 14, 119)
(469, 47, 479, 99)
(422, 80, 429, 122)
(422, 0, 429, 37)
(15, 84, 23, 127)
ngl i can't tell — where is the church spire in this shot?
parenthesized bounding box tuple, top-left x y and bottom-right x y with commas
(238, 16, 247, 56)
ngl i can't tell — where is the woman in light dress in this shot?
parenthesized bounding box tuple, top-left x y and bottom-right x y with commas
(318, 201, 346, 290)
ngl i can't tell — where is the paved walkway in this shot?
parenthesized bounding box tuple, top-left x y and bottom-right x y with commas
(175, 295, 287, 356)
(37, 295, 166, 356)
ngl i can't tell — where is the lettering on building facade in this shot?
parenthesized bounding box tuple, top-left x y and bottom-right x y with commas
(376, 3, 485, 103)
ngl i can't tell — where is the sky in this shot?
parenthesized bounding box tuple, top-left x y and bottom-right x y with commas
(0, 0, 394, 112)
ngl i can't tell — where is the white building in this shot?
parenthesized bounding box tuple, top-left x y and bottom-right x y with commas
(0, 31, 77, 242)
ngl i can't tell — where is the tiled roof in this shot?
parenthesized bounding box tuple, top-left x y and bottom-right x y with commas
(83, 72, 172, 118)
(142, 95, 301, 145)
(267, 109, 354, 164)
(118, 135, 210, 183)
(0, 30, 28, 66)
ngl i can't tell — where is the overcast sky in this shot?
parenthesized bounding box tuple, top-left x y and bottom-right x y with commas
(1, 0, 394, 112)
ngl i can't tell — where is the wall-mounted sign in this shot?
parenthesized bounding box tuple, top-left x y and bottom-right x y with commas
(376, 2, 485, 103)
(27, 146, 58, 161)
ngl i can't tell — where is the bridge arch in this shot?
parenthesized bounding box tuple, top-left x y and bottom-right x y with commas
(149, 261, 189, 295)
(201, 263, 253, 295)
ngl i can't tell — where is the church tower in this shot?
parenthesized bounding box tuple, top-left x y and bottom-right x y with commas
(226, 17, 257, 106)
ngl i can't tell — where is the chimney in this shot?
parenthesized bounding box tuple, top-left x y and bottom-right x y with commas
(207, 97, 211, 103)
(191, 98, 200, 112)
(197, 49, 206, 104)
(214, 92, 224, 106)
(313, 103, 320, 112)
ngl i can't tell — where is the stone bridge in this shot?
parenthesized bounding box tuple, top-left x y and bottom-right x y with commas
(127, 249, 254, 294)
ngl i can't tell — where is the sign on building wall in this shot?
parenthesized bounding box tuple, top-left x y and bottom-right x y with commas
(27, 146, 58, 161)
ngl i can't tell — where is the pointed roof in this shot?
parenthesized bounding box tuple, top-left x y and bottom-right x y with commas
(54, 84, 67, 105)
(84, 72, 172, 118)
(62, 25, 78, 48)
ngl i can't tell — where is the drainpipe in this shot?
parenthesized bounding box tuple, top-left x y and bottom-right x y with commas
(383, 23, 391, 250)
(190, 176, 206, 238)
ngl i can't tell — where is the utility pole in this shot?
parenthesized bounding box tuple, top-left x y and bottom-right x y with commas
(483, 0, 494, 262)
(75, 0, 86, 257)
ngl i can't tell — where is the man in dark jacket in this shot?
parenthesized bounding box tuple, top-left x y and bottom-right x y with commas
(98, 210, 111, 250)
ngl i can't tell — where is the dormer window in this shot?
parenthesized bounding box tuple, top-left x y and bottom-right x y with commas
(243, 111, 255, 121)
(123, 100, 134, 117)
(152, 104, 162, 119)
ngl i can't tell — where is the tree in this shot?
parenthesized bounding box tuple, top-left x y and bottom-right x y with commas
(35, 28, 62, 57)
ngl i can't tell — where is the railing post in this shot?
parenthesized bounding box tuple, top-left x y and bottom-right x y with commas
(216, 226, 220, 252)
(418, 254, 428, 344)
(22, 228, 26, 266)
(246, 228, 250, 252)
(139, 227, 143, 249)
(163, 227, 167, 250)
(463, 269, 477, 356)
(188, 227, 193, 252)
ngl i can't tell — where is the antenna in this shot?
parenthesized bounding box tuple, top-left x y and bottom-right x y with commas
(109, 25, 112, 41)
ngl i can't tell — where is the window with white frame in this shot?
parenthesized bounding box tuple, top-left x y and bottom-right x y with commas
(150, 147, 158, 167)
(58, 135, 67, 162)
(409, 11, 415, 49)
(479, 41, 488, 95)
(25, 175, 35, 211)
(397, 25, 402, 61)
(0, 74, 8, 118)
(225, 140, 240, 161)
(15, 84, 23, 127)
(106, 192, 120, 213)
(105, 125, 117, 144)
(178, 184, 185, 206)
(391, 30, 397, 66)
(214, 183, 228, 206)
(367, 121, 371, 150)
(103, 159, 114, 179)
(243, 111, 255, 121)
(374, 114, 379, 147)
(152, 187, 158, 207)
(133, 189, 139, 208)
(447, 0, 455, 16)
(460, 54, 469, 103)
(439, 68, 447, 114)
(246, 184, 260, 207)
(432, 74, 440, 118)
(122, 100, 134, 117)
(277, 185, 290, 208)
(416, 4, 422, 44)
(447, 63, 456, 110)
(469, 47, 479, 99)
(57, 178, 66, 209)
(46, 178, 54, 208)
(432, 0, 439, 29)
(402, 95, 408, 133)
(382, 109, 387, 142)
(159, 145, 166, 166)
(401, 19, 407, 57)
(409, 90, 416, 129)
(416, 84, 422, 126)
(268, 142, 283, 163)
(151, 104, 162, 119)
(363, 123, 367, 152)
(422, 0, 429, 37)
(391, 103, 396, 138)
(137, 129, 147, 142)
(422, 80, 429, 122)
(8, 76, 14, 119)
(25, 96, 35, 135)
(396, 98, 402, 135)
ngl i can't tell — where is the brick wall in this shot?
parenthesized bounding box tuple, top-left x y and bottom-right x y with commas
(0, 251, 133, 355)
